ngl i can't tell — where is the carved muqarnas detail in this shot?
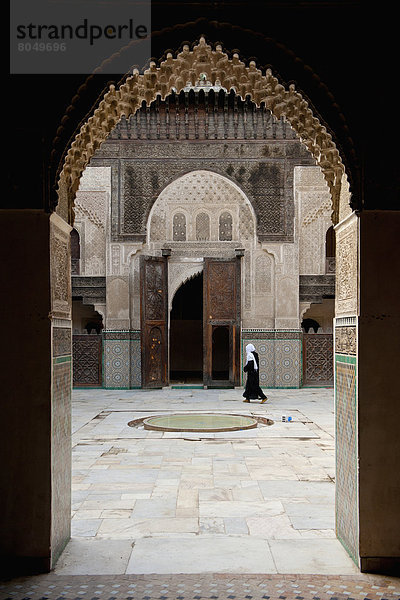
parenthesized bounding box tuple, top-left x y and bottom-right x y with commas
(335, 326, 356, 355)
(57, 37, 345, 226)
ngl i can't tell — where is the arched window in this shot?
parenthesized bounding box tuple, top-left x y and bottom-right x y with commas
(196, 212, 210, 241)
(219, 211, 233, 241)
(325, 225, 336, 273)
(301, 318, 321, 333)
(70, 228, 80, 275)
(173, 213, 186, 241)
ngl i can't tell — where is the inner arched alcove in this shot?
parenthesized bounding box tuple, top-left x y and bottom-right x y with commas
(170, 273, 203, 383)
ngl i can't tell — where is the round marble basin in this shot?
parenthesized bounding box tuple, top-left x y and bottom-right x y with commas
(142, 413, 258, 432)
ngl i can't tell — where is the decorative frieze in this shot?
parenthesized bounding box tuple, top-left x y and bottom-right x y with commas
(335, 326, 357, 355)
(53, 327, 72, 357)
(335, 213, 358, 316)
(50, 213, 72, 320)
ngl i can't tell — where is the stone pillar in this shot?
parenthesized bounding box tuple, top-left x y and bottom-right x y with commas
(334, 210, 400, 574)
(357, 210, 400, 573)
(1, 210, 72, 575)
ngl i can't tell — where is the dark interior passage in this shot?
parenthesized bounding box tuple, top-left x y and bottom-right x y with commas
(170, 273, 203, 383)
(212, 326, 230, 380)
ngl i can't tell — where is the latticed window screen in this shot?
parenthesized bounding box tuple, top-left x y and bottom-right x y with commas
(219, 212, 233, 241)
(196, 212, 210, 241)
(173, 213, 186, 241)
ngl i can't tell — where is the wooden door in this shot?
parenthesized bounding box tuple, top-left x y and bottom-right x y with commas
(303, 333, 334, 386)
(72, 334, 102, 387)
(140, 255, 168, 388)
(203, 258, 241, 388)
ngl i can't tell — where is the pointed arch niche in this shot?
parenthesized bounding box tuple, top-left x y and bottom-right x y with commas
(55, 37, 351, 228)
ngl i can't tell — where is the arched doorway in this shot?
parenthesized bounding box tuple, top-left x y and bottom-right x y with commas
(170, 273, 203, 384)
(3, 35, 399, 577)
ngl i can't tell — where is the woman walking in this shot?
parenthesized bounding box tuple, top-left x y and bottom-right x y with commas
(243, 343, 268, 403)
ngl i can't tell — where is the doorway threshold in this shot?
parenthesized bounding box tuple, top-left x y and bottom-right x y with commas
(170, 384, 204, 389)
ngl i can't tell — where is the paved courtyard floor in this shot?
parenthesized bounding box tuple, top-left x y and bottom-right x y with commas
(2, 387, 399, 599)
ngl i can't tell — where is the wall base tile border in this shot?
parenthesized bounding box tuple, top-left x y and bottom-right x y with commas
(241, 335, 302, 388)
(335, 352, 359, 566)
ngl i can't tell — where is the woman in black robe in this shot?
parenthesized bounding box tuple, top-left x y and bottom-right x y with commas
(243, 343, 268, 403)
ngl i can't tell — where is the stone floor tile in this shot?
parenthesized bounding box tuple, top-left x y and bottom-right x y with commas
(53, 539, 133, 575)
(126, 536, 277, 574)
(70, 518, 102, 537)
(268, 538, 361, 574)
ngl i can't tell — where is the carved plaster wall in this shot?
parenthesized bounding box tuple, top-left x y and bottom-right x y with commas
(144, 169, 286, 329)
(148, 170, 255, 245)
(335, 212, 358, 317)
(73, 167, 110, 276)
(295, 166, 333, 275)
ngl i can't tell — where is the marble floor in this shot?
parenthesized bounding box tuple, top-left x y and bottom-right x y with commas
(52, 386, 364, 576)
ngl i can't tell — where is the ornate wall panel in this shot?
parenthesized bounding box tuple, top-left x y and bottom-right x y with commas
(89, 95, 315, 245)
(173, 213, 187, 241)
(255, 253, 273, 294)
(241, 330, 302, 388)
(335, 355, 359, 563)
(303, 333, 334, 386)
(74, 190, 107, 276)
(148, 169, 254, 243)
(51, 355, 72, 561)
(295, 166, 333, 276)
(72, 334, 102, 387)
(219, 212, 233, 241)
(103, 332, 131, 388)
(50, 214, 72, 320)
(335, 213, 358, 316)
(335, 326, 356, 355)
(130, 333, 142, 388)
(196, 212, 210, 241)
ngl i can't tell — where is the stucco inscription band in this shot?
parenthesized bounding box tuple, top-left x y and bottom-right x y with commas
(140, 413, 259, 432)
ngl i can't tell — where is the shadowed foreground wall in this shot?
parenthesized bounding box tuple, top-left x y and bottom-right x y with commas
(0, 210, 71, 575)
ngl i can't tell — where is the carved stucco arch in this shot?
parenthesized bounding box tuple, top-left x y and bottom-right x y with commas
(168, 264, 204, 312)
(57, 36, 346, 226)
(147, 169, 257, 244)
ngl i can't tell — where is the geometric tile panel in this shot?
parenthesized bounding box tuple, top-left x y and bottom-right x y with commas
(241, 335, 301, 388)
(104, 339, 130, 389)
(335, 355, 359, 565)
(130, 337, 142, 388)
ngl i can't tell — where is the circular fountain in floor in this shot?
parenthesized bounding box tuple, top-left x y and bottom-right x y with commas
(141, 413, 258, 432)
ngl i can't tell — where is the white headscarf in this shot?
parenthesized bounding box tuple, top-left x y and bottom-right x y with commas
(245, 343, 258, 370)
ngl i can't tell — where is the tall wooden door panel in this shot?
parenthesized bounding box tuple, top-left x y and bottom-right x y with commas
(72, 334, 102, 387)
(140, 255, 168, 388)
(203, 258, 241, 387)
(303, 333, 333, 386)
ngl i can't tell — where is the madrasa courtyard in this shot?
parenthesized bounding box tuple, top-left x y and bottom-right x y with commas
(2, 388, 399, 599)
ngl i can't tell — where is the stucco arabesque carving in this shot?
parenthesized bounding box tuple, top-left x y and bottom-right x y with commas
(168, 261, 204, 311)
(57, 37, 345, 226)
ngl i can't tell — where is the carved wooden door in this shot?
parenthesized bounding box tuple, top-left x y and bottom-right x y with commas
(140, 255, 168, 388)
(303, 333, 333, 386)
(72, 334, 102, 387)
(203, 258, 241, 388)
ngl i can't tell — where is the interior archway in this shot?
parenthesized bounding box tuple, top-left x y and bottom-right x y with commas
(55, 37, 349, 226)
(170, 273, 203, 384)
